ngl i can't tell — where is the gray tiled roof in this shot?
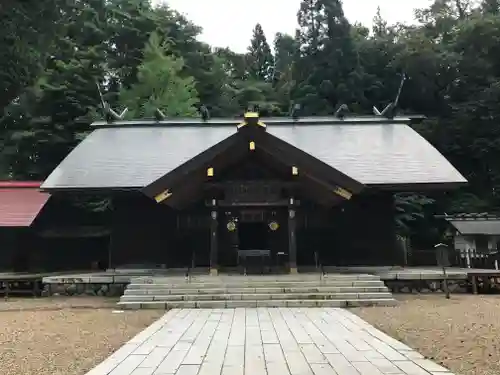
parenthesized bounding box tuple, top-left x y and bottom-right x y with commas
(449, 220, 500, 235)
(41, 126, 234, 189)
(268, 124, 466, 185)
(41, 122, 466, 190)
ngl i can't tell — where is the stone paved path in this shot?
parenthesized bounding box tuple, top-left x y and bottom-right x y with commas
(86, 308, 454, 375)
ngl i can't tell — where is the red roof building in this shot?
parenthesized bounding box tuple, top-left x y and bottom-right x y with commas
(0, 181, 50, 227)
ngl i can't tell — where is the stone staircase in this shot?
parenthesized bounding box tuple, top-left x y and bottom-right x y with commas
(117, 273, 396, 309)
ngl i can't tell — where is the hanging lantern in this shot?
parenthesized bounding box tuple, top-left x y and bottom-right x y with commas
(227, 221, 236, 232)
(269, 221, 279, 231)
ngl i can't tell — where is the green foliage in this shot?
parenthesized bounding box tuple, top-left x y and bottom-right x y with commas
(119, 32, 198, 117)
(4, 0, 500, 236)
(294, 0, 365, 114)
(0, 0, 64, 111)
(482, 0, 500, 14)
(247, 24, 275, 82)
(395, 194, 435, 236)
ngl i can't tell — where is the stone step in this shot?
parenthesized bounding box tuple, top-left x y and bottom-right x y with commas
(120, 291, 394, 302)
(132, 274, 381, 284)
(117, 298, 397, 309)
(123, 285, 389, 296)
(126, 280, 386, 290)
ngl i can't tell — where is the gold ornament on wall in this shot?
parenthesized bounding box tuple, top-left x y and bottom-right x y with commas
(227, 221, 236, 232)
(269, 221, 279, 231)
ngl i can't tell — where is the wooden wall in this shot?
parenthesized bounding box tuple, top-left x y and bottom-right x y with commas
(0, 188, 399, 272)
(297, 191, 399, 266)
(109, 190, 399, 269)
(109, 193, 209, 268)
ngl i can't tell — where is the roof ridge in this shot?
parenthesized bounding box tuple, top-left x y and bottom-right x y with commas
(0, 181, 42, 189)
(91, 115, 423, 129)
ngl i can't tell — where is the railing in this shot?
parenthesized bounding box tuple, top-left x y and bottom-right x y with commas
(237, 250, 271, 276)
(456, 248, 499, 269)
(185, 252, 196, 283)
(410, 247, 500, 269)
(314, 251, 326, 282)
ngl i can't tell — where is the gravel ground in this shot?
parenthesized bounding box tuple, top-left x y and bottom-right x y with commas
(354, 294, 500, 375)
(3, 295, 498, 375)
(0, 297, 162, 375)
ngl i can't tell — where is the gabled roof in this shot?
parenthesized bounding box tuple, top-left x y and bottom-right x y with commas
(268, 124, 466, 187)
(0, 181, 50, 227)
(444, 213, 500, 235)
(142, 126, 365, 208)
(41, 126, 234, 190)
(448, 220, 500, 235)
(41, 116, 466, 191)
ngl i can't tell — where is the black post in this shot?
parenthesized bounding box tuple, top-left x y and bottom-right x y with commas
(107, 234, 113, 270)
(288, 198, 297, 274)
(435, 243, 451, 299)
(210, 199, 218, 276)
(107, 203, 115, 270)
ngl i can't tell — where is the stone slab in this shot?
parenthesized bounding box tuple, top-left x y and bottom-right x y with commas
(117, 299, 397, 309)
(120, 292, 394, 303)
(43, 266, 500, 286)
(83, 308, 455, 375)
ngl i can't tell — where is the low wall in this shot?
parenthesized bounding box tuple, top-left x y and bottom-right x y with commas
(43, 282, 126, 297)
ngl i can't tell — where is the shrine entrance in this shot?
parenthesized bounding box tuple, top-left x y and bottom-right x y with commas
(238, 223, 268, 251)
(143, 112, 365, 275)
(218, 206, 287, 273)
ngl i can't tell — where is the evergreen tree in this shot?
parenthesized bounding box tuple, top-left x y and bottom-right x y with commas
(2, 0, 108, 179)
(0, 0, 64, 111)
(6, 0, 500, 232)
(273, 33, 297, 112)
(107, 0, 157, 91)
(273, 33, 296, 84)
(294, 0, 363, 114)
(119, 32, 199, 117)
(372, 7, 389, 37)
(247, 23, 275, 82)
(482, 0, 500, 14)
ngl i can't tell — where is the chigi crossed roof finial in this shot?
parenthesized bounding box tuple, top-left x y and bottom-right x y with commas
(91, 74, 421, 127)
(334, 104, 350, 119)
(154, 108, 166, 121)
(373, 73, 407, 119)
(96, 81, 128, 123)
(199, 104, 210, 121)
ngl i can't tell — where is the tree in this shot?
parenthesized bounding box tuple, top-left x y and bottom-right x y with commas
(273, 33, 296, 84)
(372, 7, 389, 37)
(0, 0, 65, 112)
(247, 24, 275, 82)
(1, 0, 108, 179)
(5, 0, 500, 239)
(106, 0, 157, 93)
(294, 0, 364, 114)
(215, 48, 248, 82)
(119, 32, 199, 117)
(273, 33, 297, 112)
(481, 0, 500, 14)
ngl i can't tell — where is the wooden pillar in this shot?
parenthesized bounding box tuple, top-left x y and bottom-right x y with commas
(288, 198, 297, 274)
(107, 199, 117, 270)
(209, 199, 219, 276)
(107, 232, 113, 270)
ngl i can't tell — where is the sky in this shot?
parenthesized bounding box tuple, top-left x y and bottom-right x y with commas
(154, 0, 434, 53)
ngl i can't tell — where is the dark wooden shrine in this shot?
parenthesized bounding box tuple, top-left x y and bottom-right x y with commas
(40, 110, 467, 274)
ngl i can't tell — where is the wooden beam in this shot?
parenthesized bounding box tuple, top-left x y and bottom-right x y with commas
(258, 146, 352, 201)
(154, 189, 172, 203)
(333, 186, 352, 200)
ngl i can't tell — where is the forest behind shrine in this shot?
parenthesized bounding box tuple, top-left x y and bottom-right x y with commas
(2, 0, 500, 243)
